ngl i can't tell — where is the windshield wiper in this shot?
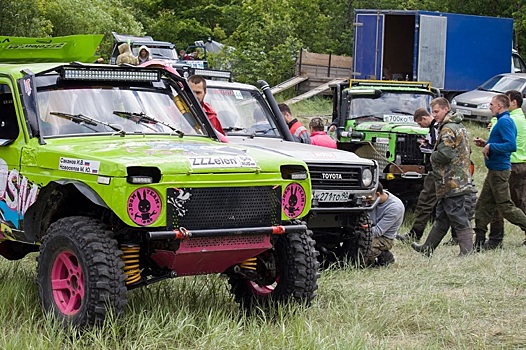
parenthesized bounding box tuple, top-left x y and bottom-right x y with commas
(223, 126, 246, 132)
(390, 110, 413, 115)
(50, 112, 125, 135)
(113, 111, 184, 137)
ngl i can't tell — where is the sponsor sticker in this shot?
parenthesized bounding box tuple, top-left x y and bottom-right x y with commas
(188, 155, 257, 168)
(282, 183, 307, 219)
(59, 157, 100, 174)
(127, 188, 162, 226)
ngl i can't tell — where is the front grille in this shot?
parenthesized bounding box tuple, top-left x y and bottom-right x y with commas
(456, 102, 478, 108)
(396, 134, 425, 165)
(308, 163, 362, 190)
(167, 186, 281, 230)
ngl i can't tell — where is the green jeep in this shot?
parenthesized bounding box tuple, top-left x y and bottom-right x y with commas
(332, 79, 439, 203)
(0, 35, 318, 328)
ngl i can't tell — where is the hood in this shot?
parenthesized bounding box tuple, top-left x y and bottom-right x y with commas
(442, 111, 464, 125)
(138, 45, 151, 56)
(453, 89, 497, 105)
(352, 121, 428, 135)
(34, 136, 301, 177)
(226, 135, 375, 166)
(118, 43, 131, 54)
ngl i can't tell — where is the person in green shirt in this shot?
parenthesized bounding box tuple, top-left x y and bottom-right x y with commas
(484, 89, 526, 249)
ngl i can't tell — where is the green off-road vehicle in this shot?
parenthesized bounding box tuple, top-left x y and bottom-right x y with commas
(0, 35, 318, 328)
(331, 79, 439, 204)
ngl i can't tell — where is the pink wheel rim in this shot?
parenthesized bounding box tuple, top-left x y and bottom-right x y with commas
(51, 251, 84, 315)
(247, 276, 279, 296)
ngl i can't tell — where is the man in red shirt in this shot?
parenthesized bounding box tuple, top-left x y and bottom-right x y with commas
(188, 75, 226, 136)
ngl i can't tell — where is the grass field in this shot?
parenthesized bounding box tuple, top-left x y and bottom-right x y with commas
(1, 99, 525, 349)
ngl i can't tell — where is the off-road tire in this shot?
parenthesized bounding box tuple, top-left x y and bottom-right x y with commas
(37, 216, 127, 328)
(342, 212, 373, 267)
(228, 231, 319, 310)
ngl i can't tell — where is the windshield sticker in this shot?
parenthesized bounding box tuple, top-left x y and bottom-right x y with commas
(188, 155, 257, 168)
(59, 157, 100, 174)
(282, 183, 306, 219)
(233, 90, 243, 99)
(127, 188, 162, 226)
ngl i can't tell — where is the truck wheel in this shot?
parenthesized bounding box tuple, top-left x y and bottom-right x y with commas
(342, 212, 373, 267)
(36, 216, 127, 328)
(228, 231, 319, 310)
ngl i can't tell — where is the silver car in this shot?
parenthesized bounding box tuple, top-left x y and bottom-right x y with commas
(451, 73, 526, 123)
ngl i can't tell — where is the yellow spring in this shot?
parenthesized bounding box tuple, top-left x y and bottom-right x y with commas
(121, 244, 141, 285)
(240, 257, 257, 271)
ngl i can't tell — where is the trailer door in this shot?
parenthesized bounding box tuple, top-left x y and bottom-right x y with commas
(354, 13, 383, 80)
(417, 15, 447, 89)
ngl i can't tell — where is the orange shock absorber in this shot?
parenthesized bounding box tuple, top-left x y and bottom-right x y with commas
(240, 257, 257, 271)
(121, 244, 141, 285)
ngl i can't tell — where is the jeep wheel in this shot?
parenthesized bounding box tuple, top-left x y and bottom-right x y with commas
(228, 231, 319, 310)
(342, 212, 373, 267)
(37, 216, 127, 328)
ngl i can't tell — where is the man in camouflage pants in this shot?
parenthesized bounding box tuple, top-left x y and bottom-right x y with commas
(412, 97, 474, 256)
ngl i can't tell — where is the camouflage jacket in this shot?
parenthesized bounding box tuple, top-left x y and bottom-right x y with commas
(430, 111, 472, 198)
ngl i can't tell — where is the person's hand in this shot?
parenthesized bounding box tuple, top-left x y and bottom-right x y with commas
(473, 137, 486, 147)
(482, 143, 490, 159)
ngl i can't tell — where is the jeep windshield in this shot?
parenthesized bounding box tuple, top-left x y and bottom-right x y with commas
(204, 86, 280, 137)
(34, 73, 204, 137)
(131, 45, 178, 60)
(348, 91, 433, 124)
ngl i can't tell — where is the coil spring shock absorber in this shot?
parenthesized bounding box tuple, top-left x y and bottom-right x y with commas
(240, 257, 257, 271)
(121, 244, 141, 285)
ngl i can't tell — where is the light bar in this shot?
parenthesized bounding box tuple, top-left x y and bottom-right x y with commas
(61, 68, 160, 82)
(193, 69, 232, 80)
(350, 79, 431, 90)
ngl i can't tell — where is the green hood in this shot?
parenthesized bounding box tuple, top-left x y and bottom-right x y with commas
(30, 136, 298, 176)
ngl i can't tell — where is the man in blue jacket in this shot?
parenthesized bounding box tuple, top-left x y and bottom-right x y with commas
(473, 94, 526, 250)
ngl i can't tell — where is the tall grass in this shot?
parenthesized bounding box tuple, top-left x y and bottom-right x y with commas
(1, 111, 525, 349)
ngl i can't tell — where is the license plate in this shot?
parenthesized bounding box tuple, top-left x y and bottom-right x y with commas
(383, 114, 414, 123)
(313, 190, 350, 203)
(457, 108, 472, 115)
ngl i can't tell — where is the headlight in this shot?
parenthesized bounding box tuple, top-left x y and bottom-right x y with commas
(362, 168, 373, 187)
(451, 98, 457, 106)
(478, 102, 490, 109)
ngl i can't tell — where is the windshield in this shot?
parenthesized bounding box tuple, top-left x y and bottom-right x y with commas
(132, 45, 178, 60)
(348, 91, 433, 123)
(36, 86, 204, 137)
(205, 86, 280, 137)
(479, 75, 526, 92)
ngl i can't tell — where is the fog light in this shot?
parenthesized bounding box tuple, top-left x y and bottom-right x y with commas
(386, 173, 395, 181)
(127, 175, 153, 184)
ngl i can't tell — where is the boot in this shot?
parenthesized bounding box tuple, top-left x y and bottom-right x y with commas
(456, 228, 474, 256)
(473, 228, 486, 252)
(376, 250, 395, 266)
(396, 228, 423, 243)
(484, 225, 504, 250)
(443, 228, 459, 246)
(411, 227, 446, 257)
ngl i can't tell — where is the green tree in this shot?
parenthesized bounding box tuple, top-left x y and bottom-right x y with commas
(1, 0, 52, 37)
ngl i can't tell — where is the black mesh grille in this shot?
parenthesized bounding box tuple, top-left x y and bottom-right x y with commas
(167, 186, 281, 230)
(395, 134, 425, 165)
(308, 163, 362, 190)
